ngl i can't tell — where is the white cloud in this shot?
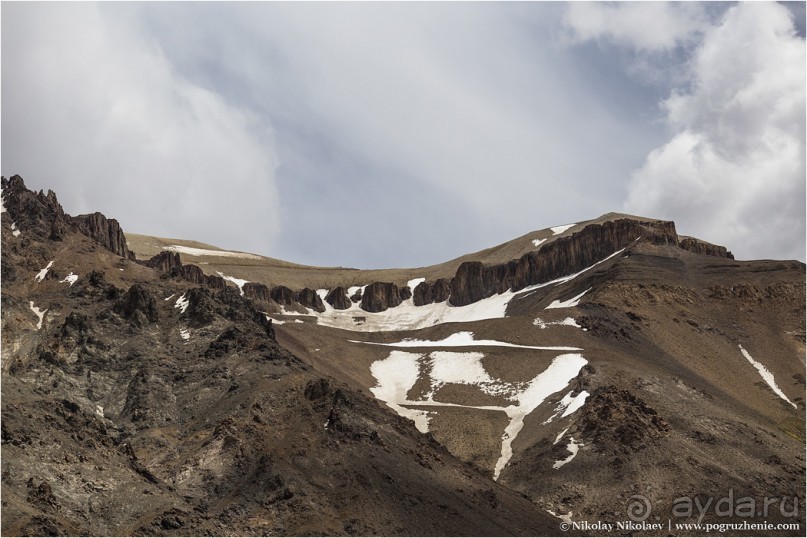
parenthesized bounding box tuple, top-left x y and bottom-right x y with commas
(563, 2, 710, 51)
(1, 3, 280, 253)
(624, 2, 805, 261)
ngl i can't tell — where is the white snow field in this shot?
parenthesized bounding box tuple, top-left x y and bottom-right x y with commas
(739, 345, 797, 408)
(533, 317, 581, 329)
(532, 238, 546, 247)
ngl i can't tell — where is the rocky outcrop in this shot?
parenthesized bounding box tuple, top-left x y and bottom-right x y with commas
(2, 175, 67, 240)
(72, 212, 134, 260)
(360, 282, 402, 313)
(295, 288, 325, 312)
(170, 264, 228, 290)
(679, 237, 734, 259)
(350, 288, 363, 303)
(412, 279, 451, 306)
(145, 251, 182, 273)
(449, 219, 679, 306)
(114, 284, 158, 326)
(243, 282, 271, 303)
(326, 287, 352, 310)
(270, 285, 294, 306)
(575, 386, 670, 453)
(399, 286, 412, 301)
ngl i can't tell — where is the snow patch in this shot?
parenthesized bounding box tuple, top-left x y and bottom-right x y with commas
(553, 437, 581, 469)
(554, 427, 570, 445)
(60, 272, 78, 286)
(548, 509, 574, 524)
(164, 245, 263, 260)
(174, 294, 189, 314)
(34, 261, 54, 282)
(370, 351, 432, 433)
(216, 272, 248, 295)
(95, 405, 104, 418)
(29, 301, 47, 329)
(353, 331, 581, 351)
(532, 238, 546, 248)
(180, 328, 190, 341)
(550, 223, 576, 235)
(10, 222, 20, 237)
(544, 390, 590, 424)
(164, 294, 176, 301)
(739, 345, 797, 409)
(533, 317, 581, 329)
(407, 277, 425, 291)
(546, 288, 591, 309)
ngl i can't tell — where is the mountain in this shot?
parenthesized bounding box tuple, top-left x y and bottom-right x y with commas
(2, 174, 804, 536)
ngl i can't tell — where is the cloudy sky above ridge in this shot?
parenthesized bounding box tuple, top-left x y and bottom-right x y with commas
(2, 2, 804, 267)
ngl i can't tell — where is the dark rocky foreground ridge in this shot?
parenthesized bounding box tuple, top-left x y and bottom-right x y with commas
(2, 174, 805, 537)
(1, 176, 560, 536)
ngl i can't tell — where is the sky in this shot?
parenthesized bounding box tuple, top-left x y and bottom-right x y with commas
(2, 2, 805, 268)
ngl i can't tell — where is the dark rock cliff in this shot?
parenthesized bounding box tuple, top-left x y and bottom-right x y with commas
(145, 251, 182, 273)
(360, 282, 402, 313)
(170, 264, 227, 290)
(72, 212, 134, 260)
(413, 279, 451, 306)
(270, 285, 294, 306)
(325, 287, 352, 310)
(449, 219, 680, 306)
(679, 237, 734, 259)
(2, 175, 135, 260)
(243, 282, 272, 303)
(295, 288, 325, 312)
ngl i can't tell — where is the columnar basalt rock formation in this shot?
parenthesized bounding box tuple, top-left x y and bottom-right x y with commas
(360, 282, 402, 313)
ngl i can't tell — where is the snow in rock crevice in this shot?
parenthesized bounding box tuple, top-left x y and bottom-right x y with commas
(216, 272, 248, 295)
(174, 294, 189, 314)
(553, 437, 581, 469)
(29, 301, 47, 330)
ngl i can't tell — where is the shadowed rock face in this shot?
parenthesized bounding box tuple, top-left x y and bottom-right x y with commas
(679, 237, 734, 259)
(270, 285, 294, 306)
(1, 175, 67, 239)
(145, 251, 182, 273)
(325, 287, 351, 310)
(114, 284, 159, 325)
(413, 278, 451, 306)
(360, 282, 402, 313)
(243, 282, 271, 303)
(72, 212, 134, 260)
(295, 288, 325, 312)
(170, 264, 227, 290)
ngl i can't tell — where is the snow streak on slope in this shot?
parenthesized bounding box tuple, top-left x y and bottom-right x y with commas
(164, 245, 263, 259)
(545, 288, 591, 309)
(532, 238, 546, 247)
(174, 294, 189, 314)
(369, 351, 431, 432)
(738, 345, 797, 409)
(352, 331, 581, 351)
(550, 224, 576, 235)
(286, 248, 624, 333)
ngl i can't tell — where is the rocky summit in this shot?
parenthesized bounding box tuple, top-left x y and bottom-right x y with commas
(2, 174, 804, 537)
